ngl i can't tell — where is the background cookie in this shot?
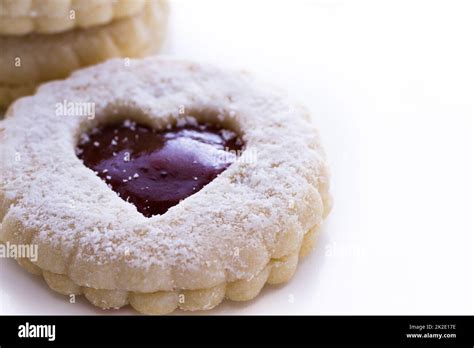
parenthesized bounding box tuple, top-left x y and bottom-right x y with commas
(0, 83, 35, 113)
(0, 0, 146, 35)
(0, 0, 168, 108)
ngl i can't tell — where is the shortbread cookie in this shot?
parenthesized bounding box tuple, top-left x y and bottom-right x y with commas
(0, 57, 332, 314)
(0, 0, 168, 108)
(0, 0, 147, 35)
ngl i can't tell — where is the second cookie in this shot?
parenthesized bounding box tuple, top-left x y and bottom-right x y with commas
(0, 0, 169, 109)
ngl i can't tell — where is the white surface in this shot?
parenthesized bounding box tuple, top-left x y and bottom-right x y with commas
(0, 0, 473, 315)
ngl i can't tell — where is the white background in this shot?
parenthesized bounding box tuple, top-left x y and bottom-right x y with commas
(0, 0, 473, 315)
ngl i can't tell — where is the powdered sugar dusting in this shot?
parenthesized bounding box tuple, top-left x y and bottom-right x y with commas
(0, 57, 330, 292)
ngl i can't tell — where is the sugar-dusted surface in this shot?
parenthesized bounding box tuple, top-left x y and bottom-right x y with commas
(0, 56, 331, 305)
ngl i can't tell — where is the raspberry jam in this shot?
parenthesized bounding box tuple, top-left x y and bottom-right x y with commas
(77, 119, 243, 217)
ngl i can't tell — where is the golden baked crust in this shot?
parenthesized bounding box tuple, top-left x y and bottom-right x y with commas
(0, 82, 36, 110)
(0, 0, 168, 108)
(0, 0, 147, 35)
(0, 57, 332, 314)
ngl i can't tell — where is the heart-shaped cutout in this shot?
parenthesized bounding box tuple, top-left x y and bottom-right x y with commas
(76, 119, 243, 217)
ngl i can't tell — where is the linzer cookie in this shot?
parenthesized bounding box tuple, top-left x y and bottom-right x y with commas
(0, 56, 332, 314)
(0, 0, 168, 108)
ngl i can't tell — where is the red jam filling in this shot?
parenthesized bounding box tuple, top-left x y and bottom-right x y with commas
(77, 119, 243, 217)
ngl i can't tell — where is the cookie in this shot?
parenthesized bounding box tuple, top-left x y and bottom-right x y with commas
(0, 0, 147, 35)
(0, 57, 332, 314)
(0, 0, 168, 108)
